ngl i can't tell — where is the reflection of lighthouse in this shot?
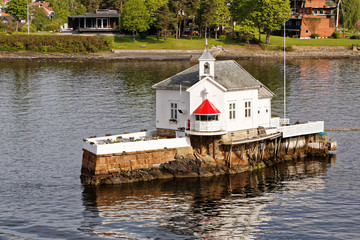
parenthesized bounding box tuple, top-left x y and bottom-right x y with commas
(79, 156, 335, 239)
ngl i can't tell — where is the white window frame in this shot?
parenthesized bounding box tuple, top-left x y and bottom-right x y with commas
(245, 101, 251, 118)
(170, 103, 178, 119)
(229, 103, 236, 120)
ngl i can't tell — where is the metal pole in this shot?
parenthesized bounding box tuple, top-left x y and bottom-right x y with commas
(27, 0, 29, 35)
(284, 20, 286, 120)
(336, 0, 340, 30)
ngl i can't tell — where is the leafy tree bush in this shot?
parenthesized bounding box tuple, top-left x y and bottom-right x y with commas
(20, 24, 37, 33)
(0, 22, 15, 33)
(332, 31, 342, 39)
(5, 0, 27, 31)
(0, 35, 112, 53)
(310, 33, 319, 38)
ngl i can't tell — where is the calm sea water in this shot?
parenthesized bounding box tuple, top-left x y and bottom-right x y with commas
(0, 59, 359, 239)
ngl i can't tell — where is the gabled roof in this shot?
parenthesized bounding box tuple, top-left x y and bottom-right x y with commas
(198, 48, 215, 61)
(152, 60, 275, 98)
(193, 99, 221, 115)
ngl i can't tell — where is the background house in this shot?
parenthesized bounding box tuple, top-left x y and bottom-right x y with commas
(285, 0, 337, 38)
(68, 9, 120, 33)
(30, 1, 55, 19)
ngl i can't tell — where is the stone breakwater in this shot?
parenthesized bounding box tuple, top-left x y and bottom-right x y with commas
(81, 133, 333, 185)
(1, 45, 359, 61)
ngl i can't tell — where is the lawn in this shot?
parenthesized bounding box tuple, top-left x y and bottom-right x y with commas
(259, 34, 360, 46)
(110, 35, 245, 50)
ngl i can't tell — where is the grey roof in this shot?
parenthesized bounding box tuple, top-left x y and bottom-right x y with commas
(198, 48, 215, 61)
(68, 13, 120, 18)
(152, 60, 275, 98)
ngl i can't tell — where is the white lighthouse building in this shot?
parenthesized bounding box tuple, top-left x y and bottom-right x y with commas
(152, 43, 275, 140)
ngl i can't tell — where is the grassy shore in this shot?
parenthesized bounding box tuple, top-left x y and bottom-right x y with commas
(109, 34, 360, 50)
(1, 32, 360, 53)
(110, 36, 244, 50)
(259, 34, 360, 46)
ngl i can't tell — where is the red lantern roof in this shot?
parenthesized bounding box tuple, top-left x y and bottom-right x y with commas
(193, 99, 221, 115)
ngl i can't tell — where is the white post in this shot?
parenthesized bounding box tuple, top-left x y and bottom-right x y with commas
(27, 0, 29, 35)
(336, 0, 341, 30)
(284, 20, 286, 120)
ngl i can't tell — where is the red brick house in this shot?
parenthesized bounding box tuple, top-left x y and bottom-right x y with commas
(286, 0, 337, 38)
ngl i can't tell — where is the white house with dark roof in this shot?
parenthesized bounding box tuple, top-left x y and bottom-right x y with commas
(152, 43, 275, 138)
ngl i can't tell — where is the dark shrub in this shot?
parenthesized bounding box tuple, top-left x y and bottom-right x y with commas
(0, 34, 112, 53)
(310, 33, 319, 38)
(350, 35, 360, 39)
(332, 31, 341, 39)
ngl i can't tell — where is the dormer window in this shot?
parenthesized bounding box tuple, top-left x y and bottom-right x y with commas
(204, 62, 210, 75)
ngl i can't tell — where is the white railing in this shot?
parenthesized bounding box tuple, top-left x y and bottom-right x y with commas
(271, 117, 280, 128)
(194, 121, 225, 132)
(278, 121, 324, 138)
(280, 118, 290, 125)
(83, 136, 191, 155)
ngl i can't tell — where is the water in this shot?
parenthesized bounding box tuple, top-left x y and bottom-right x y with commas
(0, 59, 359, 239)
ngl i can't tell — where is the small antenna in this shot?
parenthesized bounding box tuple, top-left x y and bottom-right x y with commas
(205, 38, 208, 49)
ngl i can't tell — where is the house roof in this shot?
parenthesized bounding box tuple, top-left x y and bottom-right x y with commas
(68, 13, 120, 18)
(305, 0, 336, 8)
(30, 2, 54, 17)
(193, 99, 221, 115)
(152, 60, 275, 99)
(198, 48, 215, 61)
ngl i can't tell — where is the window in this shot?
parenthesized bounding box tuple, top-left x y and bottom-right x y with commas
(171, 103, 178, 119)
(229, 103, 236, 119)
(320, 10, 323, 14)
(314, 10, 318, 14)
(204, 62, 210, 74)
(196, 115, 218, 121)
(245, 101, 251, 118)
(306, 29, 309, 34)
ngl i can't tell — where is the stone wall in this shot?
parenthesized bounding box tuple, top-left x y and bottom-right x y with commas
(81, 147, 189, 177)
(81, 133, 331, 185)
(156, 128, 176, 137)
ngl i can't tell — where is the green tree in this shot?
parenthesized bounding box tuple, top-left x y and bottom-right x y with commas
(232, 0, 290, 44)
(169, 0, 187, 39)
(155, 4, 176, 42)
(198, 0, 216, 38)
(31, 7, 51, 31)
(6, 0, 27, 31)
(145, 0, 168, 25)
(258, 0, 291, 43)
(78, 0, 102, 13)
(185, 0, 200, 39)
(212, 0, 230, 39)
(341, 0, 360, 30)
(121, 0, 151, 42)
(100, 0, 129, 13)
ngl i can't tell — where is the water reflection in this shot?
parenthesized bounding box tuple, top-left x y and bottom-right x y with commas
(80, 156, 335, 239)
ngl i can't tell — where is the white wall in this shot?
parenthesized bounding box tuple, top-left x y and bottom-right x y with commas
(257, 98, 271, 128)
(156, 89, 190, 130)
(188, 78, 225, 130)
(83, 137, 192, 155)
(224, 89, 259, 131)
(156, 79, 272, 133)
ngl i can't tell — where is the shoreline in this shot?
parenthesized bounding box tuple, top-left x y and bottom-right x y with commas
(1, 46, 359, 61)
